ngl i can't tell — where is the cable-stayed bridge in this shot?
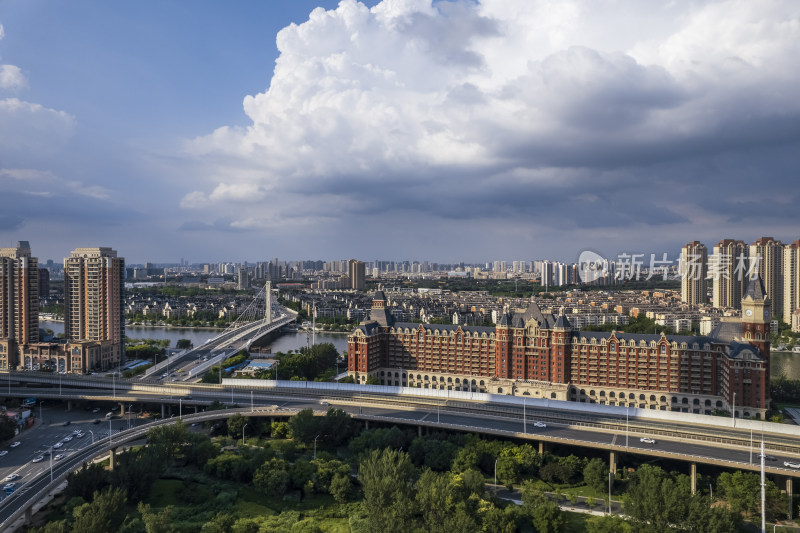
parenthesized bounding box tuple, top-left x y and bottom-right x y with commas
(142, 281, 297, 380)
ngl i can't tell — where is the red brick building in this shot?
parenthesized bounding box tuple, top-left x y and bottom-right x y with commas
(349, 279, 771, 418)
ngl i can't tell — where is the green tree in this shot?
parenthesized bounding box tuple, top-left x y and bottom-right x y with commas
(138, 502, 176, 533)
(226, 413, 247, 439)
(686, 494, 742, 533)
(415, 469, 455, 533)
(456, 468, 485, 498)
(176, 339, 192, 349)
(521, 481, 566, 533)
(481, 505, 516, 533)
(146, 421, 190, 466)
(201, 513, 235, 533)
(253, 458, 290, 498)
(111, 447, 163, 501)
(329, 472, 351, 504)
(65, 462, 110, 501)
(717, 470, 786, 520)
(70, 486, 127, 533)
(624, 464, 688, 532)
(358, 448, 417, 533)
(583, 458, 608, 493)
(271, 421, 290, 438)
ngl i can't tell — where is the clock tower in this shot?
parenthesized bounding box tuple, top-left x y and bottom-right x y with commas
(741, 276, 770, 358)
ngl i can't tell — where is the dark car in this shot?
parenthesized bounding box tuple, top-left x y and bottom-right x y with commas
(93, 419, 100, 425)
(62, 420, 71, 426)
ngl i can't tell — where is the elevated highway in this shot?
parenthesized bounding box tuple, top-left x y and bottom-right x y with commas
(2, 374, 800, 529)
(141, 306, 296, 381)
(5, 371, 800, 476)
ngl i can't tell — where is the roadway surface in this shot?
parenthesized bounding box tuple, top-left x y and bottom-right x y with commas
(0, 405, 147, 506)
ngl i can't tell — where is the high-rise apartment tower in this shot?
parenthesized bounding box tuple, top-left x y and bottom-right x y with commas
(64, 247, 125, 367)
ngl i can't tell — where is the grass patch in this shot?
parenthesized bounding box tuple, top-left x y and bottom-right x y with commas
(147, 479, 183, 507)
(563, 511, 591, 533)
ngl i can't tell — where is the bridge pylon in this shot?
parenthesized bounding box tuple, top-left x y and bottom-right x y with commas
(265, 280, 272, 324)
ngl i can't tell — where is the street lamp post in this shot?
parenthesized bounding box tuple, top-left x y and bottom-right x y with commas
(242, 423, 248, 446)
(608, 471, 613, 514)
(39, 401, 43, 425)
(179, 399, 182, 419)
(314, 434, 320, 459)
(109, 417, 113, 445)
(709, 483, 713, 502)
(494, 459, 498, 492)
(128, 404, 132, 430)
(89, 430, 94, 444)
(50, 445, 54, 482)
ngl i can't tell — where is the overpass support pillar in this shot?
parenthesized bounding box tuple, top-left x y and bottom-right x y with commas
(690, 463, 697, 495)
(109, 447, 117, 471)
(25, 506, 32, 524)
(67, 400, 72, 411)
(418, 425, 423, 437)
(538, 441, 549, 455)
(194, 406, 198, 414)
(119, 403, 125, 416)
(609, 451, 617, 474)
(788, 478, 794, 520)
(161, 403, 165, 418)
(365, 420, 369, 430)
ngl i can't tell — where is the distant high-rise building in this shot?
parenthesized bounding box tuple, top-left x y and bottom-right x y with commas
(784, 240, 800, 320)
(237, 267, 250, 290)
(750, 237, 784, 317)
(712, 239, 748, 310)
(680, 241, 708, 305)
(64, 247, 125, 369)
(348, 259, 365, 290)
(38, 268, 50, 298)
(0, 241, 39, 369)
(541, 261, 553, 289)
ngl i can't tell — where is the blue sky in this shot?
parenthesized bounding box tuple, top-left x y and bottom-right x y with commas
(1, 0, 799, 264)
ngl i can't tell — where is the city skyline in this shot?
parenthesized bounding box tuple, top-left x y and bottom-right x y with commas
(1, 1, 799, 263)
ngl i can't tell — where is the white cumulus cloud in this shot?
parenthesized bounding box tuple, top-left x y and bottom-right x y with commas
(0, 64, 26, 90)
(181, 0, 800, 248)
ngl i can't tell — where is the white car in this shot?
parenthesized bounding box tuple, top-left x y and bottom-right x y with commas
(75, 433, 84, 438)
(784, 461, 800, 469)
(53, 442, 63, 449)
(640, 437, 656, 444)
(533, 421, 547, 428)
(3, 482, 16, 490)
(54, 454, 65, 461)
(72, 429, 81, 435)
(63, 436, 73, 442)
(9, 442, 20, 448)
(32, 455, 44, 463)
(4, 473, 20, 481)
(0, 450, 7, 457)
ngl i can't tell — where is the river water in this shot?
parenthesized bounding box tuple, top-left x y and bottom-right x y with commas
(40, 320, 349, 356)
(39, 320, 800, 378)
